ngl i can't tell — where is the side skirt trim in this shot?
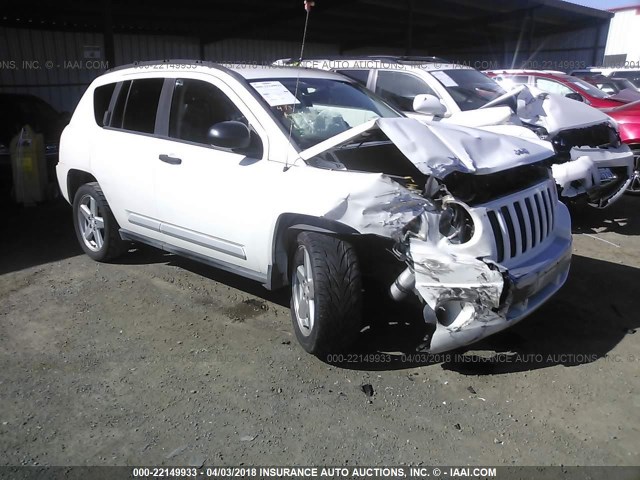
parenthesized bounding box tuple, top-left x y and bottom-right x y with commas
(127, 212, 246, 259)
(119, 229, 268, 284)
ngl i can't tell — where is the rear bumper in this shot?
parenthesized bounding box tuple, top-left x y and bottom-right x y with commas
(55, 162, 72, 204)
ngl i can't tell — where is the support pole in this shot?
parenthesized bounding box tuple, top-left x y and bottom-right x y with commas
(592, 22, 603, 66)
(527, 8, 536, 65)
(103, 0, 115, 68)
(405, 0, 414, 56)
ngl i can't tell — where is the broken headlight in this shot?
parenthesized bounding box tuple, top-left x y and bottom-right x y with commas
(551, 134, 571, 156)
(439, 202, 474, 244)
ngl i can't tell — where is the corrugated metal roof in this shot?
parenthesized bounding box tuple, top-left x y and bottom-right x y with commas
(1, 0, 612, 50)
(0, 0, 613, 112)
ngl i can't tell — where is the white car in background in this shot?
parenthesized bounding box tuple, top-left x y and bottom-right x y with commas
(57, 61, 572, 357)
(298, 56, 634, 209)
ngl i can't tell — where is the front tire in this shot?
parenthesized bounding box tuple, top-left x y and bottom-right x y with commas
(290, 232, 363, 356)
(73, 182, 126, 262)
(626, 148, 640, 195)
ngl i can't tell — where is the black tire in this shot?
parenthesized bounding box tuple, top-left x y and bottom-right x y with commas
(289, 232, 362, 356)
(72, 182, 126, 262)
(626, 148, 640, 195)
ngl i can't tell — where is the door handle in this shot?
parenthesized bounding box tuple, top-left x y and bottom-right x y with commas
(159, 154, 182, 165)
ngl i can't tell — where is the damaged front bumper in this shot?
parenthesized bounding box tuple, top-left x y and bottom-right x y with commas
(552, 145, 633, 208)
(298, 116, 574, 353)
(394, 200, 572, 354)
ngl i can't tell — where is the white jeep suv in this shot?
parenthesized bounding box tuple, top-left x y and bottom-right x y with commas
(299, 56, 634, 209)
(57, 60, 572, 357)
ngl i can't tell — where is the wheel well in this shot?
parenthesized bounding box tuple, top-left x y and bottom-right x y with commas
(67, 170, 97, 201)
(267, 213, 359, 291)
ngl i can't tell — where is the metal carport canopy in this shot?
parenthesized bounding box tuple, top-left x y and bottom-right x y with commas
(1, 0, 612, 60)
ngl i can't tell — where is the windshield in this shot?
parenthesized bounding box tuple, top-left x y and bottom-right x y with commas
(566, 78, 609, 98)
(611, 70, 640, 87)
(430, 69, 507, 111)
(593, 78, 636, 94)
(248, 78, 399, 149)
(613, 79, 637, 90)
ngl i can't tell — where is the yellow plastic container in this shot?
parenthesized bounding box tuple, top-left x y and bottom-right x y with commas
(10, 125, 47, 205)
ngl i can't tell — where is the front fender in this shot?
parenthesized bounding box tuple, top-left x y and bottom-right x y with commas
(267, 214, 360, 291)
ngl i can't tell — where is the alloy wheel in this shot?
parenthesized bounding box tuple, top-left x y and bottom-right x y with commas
(77, 194, 105, 252)
(292, 246, 315, 337)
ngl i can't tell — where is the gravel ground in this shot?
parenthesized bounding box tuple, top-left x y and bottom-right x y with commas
(0, 196, 639, 468)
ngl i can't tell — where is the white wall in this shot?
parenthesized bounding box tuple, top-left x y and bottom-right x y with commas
(604, 7, 640, 66)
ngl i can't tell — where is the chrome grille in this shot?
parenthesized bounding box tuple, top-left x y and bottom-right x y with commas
(487, 182, 556, 263)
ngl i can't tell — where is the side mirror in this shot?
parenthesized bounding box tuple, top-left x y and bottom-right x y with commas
(565, 92, 584, 102)
(207, 121, 251, 149)
(412, 94, 447, 116)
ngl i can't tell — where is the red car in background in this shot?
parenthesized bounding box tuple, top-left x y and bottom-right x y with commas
(486, 70, 640, 194)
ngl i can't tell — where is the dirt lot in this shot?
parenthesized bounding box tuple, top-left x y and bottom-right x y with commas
(1, 196, 639, 468)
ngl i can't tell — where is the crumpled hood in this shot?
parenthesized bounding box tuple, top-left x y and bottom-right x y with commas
(517, 86, 612, 134)
(299, 117, 554, 179)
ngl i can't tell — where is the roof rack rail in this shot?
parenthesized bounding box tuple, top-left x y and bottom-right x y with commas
(277, 55, 452, 64)
(370, 55, 452, 64)
(107, 58, 230, 73)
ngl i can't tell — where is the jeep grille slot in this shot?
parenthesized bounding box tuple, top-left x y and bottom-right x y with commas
(487, 182, 556, 262)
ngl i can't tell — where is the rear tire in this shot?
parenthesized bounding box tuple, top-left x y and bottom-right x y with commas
(72, 182, 126, 262)
(290, 232, 362, 356)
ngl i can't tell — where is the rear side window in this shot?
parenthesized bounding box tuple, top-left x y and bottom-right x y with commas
(122, 79, 164, 133)
(108, 78, 163, 134)
(93, 83, 116, 126)
(335, 69, 369, 86)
